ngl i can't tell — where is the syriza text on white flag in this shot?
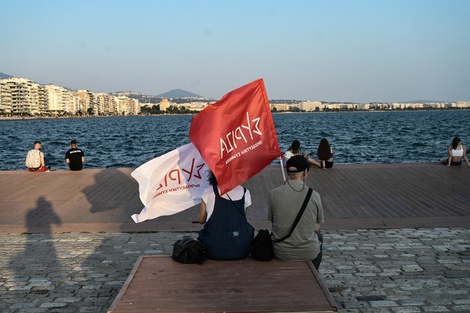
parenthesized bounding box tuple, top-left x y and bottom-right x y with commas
(131, 143, 209, 223)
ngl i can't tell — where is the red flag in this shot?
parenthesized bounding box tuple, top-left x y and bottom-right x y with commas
(189, 79, 281, 194)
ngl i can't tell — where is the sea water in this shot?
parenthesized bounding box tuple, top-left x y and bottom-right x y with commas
(1, 110, 469, 171)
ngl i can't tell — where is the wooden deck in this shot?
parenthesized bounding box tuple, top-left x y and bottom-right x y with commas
(0, 163, 469, 234)
(107, 256, 338, 313)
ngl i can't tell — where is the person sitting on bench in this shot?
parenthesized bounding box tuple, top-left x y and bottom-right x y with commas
(198, 171, 254, 260)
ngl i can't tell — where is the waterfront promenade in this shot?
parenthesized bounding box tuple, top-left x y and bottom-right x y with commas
(0, 163, 469, 233)
(1, 164, 470, 312)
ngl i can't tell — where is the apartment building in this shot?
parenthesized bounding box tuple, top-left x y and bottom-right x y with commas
(300, 101, 322, 111)
(159, 98, 171, 111)
(75, 89, 96, 114)
(270, 103, 293, 111)
(116, 96, 139, 115)
(44, 84, 70, 114)
(0, 77, 41, 114)
(0, 77, 141, 116)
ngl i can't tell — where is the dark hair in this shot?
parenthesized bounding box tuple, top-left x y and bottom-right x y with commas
(207, 171, 218, 185)
(452, 137, 461, 149)
(317, 138, 331, 161)
(287, 140, 301, 154)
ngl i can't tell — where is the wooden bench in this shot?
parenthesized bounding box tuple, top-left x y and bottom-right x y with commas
(108, 256, 338, 313)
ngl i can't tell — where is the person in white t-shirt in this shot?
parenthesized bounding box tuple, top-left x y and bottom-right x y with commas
(197, 171, 254, 260)
(283, 140, 317, 168)
(26, 141, 49, 172)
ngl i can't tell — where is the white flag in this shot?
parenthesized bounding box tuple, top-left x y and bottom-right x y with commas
(131, 143, 209, 223)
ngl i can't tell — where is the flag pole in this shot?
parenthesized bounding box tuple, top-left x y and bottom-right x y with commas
(279, 156, 286, 182)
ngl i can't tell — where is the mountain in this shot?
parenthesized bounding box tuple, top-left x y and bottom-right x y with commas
(0, 73, 202, 99)
(0, 72, 13, 79)
(157, 89, 202, 98)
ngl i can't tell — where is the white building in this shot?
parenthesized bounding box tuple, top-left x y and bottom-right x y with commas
(0, 77, 141, 116)
(0, 77, 41, 114)
(300, 101, 322, 111)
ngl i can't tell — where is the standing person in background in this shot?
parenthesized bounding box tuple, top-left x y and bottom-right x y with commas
(310, 138, 334, 170)
(25, 141, 49, 172)
(441, 136, 470, 167)
(65, 140, 85, 171)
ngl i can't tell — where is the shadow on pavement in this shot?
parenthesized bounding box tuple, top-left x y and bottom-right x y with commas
(6, 196, 65, 312)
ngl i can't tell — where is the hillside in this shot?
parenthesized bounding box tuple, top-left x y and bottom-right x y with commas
(0, 72, 13, 79)
(157, 89, 202, 98)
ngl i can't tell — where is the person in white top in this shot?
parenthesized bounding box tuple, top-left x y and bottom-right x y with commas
(25, 141, 49, 172)
(441, 136, 470, 167)
(197, 171, 254, 260)
(198, 180, 252, 222)
(283, 140, 317, 168)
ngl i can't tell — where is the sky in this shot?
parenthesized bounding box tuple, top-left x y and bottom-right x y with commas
(1, 0, 469, 102)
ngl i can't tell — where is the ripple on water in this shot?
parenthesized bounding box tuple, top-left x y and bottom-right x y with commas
(1, 111, 470, 170)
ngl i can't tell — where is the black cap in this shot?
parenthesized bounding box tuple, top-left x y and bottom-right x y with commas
(70, 140, 77, 144)
(286, 155, 309, 173)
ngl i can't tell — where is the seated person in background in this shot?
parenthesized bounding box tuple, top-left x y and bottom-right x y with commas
(309, 138, 334, 170)
(65, 140, 85, 170)
(441, 136, 470, 167)
(25, 141, 48, 172)
(269, 155, 324, 269)
(198, 171, 254, 260)
(284, 140, 316, 167)
(284, 140, 308, 161)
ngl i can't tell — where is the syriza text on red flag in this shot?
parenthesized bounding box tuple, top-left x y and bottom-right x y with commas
(189, 78, 281, 195)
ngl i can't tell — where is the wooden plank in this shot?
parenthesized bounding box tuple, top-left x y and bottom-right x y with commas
(108, 256, 338, 313)
(2, 163, 470, 234)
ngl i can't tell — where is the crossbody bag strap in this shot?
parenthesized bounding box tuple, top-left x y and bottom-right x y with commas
(273, 187, 313, 243)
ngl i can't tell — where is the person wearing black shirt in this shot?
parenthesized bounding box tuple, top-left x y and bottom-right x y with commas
(65, 140, 85, 171)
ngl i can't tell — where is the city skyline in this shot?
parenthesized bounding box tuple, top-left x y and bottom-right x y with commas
(1, 0, 469, 103)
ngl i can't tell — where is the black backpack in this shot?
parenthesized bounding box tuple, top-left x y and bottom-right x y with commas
(251, 229, 274, 261)
(172, 236, 206, 264)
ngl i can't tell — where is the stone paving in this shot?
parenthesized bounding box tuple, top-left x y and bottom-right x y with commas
(1, 228, 470, 313)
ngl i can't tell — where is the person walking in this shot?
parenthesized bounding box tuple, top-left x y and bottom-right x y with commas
(65, 140, 85, 171)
